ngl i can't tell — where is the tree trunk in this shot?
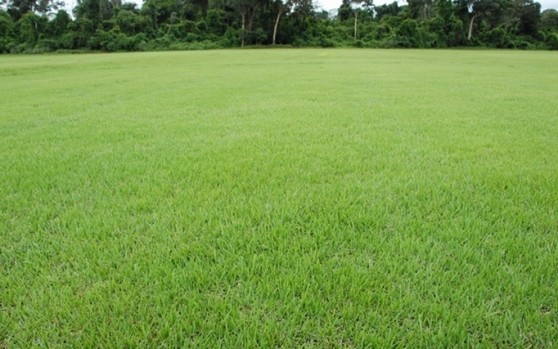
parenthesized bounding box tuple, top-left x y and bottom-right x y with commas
(354, 10, 358, 40)
(248, 10, 253, 32)
(468, 14, 478, 41)
(272, 9, 283, 45)
(241, 13, 245, 47)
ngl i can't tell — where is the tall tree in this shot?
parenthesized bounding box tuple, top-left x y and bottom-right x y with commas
(272, 0, 309, 45)
(272, 0, 289, 45)
(374, 1, 400, 21)
(516, 0, 540, 36)
(338, 0, 353, 21)
(141, 0, 189, 30)
(540, 9, 558, 32)
(75, 0, 121, 24)
(0, 10, 15, 52)
(454, 0, 500, 41)
(407, 0, 434, 20)
(3, 0, 63, 20)
(47, 9, 70, 36)
(228, 0, 262, 46)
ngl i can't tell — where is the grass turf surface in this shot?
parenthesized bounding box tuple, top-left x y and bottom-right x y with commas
(1, 49, 558, 347)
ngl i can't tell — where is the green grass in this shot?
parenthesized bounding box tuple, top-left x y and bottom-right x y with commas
(1, 49, 558, 347)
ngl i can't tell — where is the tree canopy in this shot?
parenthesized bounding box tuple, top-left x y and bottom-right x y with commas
(0, 0, 557, 52)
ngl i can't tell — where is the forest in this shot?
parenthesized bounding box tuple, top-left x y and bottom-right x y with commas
(1, 0, 557, 53)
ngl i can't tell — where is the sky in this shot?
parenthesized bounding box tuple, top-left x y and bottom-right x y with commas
(315, 0, 558, 11)
(63, 0, 558, 15)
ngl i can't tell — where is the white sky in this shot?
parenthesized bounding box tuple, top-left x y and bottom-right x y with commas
(63, 0, 558, 15)
(316, 0, 558, 10)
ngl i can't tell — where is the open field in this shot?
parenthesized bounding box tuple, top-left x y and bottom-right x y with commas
(1, 49, 558, 347)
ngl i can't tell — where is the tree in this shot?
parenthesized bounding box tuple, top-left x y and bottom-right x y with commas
(141, 0, 188, 30)
(0, 0, 555, 52)
(374, 1, 400, 22)
(338, 0, 353, 21)
(74, 0, 121, 25)
(228, 0, 253, 46)
(407, 0, 434, 20)
(68, 16, 95, 47)
(272, 0, 288, 45)
(114, 8, 146, 35)
(454, 0, 502, 41)
(429, 0, 464, 46)
(540, 9, 558, 32)
(516, 0, 540, 37)
(272, 0, 310, 45)
(47, 9, 70, 36)
(465, 0, 480, 40)
(15, 11, 46, 44)
(228, 0, 268, 46)
(3, 0, 64, 20)
(0, 10, 15, 51)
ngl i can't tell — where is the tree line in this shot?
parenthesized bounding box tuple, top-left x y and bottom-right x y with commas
(1, 0, 557, 52)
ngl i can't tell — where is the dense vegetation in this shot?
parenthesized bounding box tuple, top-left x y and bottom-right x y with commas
(1, 0, 558, 52)
(1, 49, 558, 346)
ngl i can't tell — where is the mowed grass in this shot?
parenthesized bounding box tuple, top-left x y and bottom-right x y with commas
(1, 49, 557, 347)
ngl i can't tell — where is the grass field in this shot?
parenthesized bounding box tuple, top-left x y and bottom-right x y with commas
(1, 49, 558, 347)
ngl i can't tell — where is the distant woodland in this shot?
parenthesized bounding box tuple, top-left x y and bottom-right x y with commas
(1, 0, 558, 52)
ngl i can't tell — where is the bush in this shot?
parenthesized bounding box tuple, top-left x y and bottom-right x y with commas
(58, 32, 78, 49)
(36, 38, 59, 51)
(485, 28, 514, 48)
(185, 32, 201, 42)
(320, 36, 336, 47)
(88, 29, 141, 52)
(544, 32, 558, 50)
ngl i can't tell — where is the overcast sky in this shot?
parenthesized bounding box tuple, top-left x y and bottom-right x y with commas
(63, 0, 558, 14)
(316, 0, 558, 10)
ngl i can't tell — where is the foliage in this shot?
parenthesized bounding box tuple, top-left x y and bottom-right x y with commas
(0, 11, 15, 52)
(3, 0, 63, 20)
(0, 0, 556, 52)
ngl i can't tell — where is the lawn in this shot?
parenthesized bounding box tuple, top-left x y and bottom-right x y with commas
(1, 49, 557, 347)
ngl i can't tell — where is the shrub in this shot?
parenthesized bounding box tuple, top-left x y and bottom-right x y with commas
(544, 32, 558, 50)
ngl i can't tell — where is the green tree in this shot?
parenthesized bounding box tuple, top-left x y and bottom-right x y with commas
(3, 0, 64, 20)
(374, 1, 401, 21)
(338, 0, 353, 21)
(429, 0, 463, 46)
(75, 0, 121, 25)
(454, 0, 505, 41)
(227, 0, 259, 46)
(516, 0, 540, 37)
(47, 9, 70, 37)
(0, 10, 15, 51)
(540, 9, 558, 32)
(407, 0, 434, 20)
(272, 0, 312, 45)
(114, 8, 148, 35)
(67, 16, 95, 47)
(15, 11, 46, 45)
(271, 0, 289, 45)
